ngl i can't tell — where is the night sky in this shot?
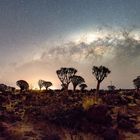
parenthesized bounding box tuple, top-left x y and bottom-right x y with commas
(0, 0, 140, 89)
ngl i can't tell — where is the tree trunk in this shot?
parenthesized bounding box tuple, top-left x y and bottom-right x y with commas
(63, 84, 68, 92)
(65, 84, 69, 95)
(73, 85, 77, 91)
(134, 87, 139, 99)
(81, 87, 84, 92)
(137, 87, 139, 92)
(61, 84, 68, 91)
(95, 81, 100, 101)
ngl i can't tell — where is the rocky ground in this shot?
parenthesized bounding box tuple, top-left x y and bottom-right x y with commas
(1, 91, 140, 140)
(1, 105, 140, 140)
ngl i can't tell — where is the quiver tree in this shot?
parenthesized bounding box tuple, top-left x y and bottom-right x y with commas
(92, 65, 111, 99)
(56, 67, 77, 90)
(38, 80, 52, 90)
(61, 83, 65, 91)
(16, 80, 29, 92)
(0, 84, 7, 92)
(42, 81, 52, 90)
(79, 83, 87, 92)
(70, 75, 85, 91)
(107, 85, 116, 91)
(7, 86, 15, 92)
(133, 76, 140, 92)
(38, 79, 44, 90)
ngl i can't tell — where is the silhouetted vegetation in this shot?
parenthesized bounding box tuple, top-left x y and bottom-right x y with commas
(79, 83, 88, 92)
(0, 84, 7, 92)
(42, 81, 52, 90)
(16, 80, 29, 92)
(0, 66, 140, 140)
(38, 79, 44, 90)
(133, 76, 140, 92)
(92, 65, 111, 100)
(70, 75, 85, 91)
(38, 79, 52, 90)
(108, 85, 116, 91)
(56, 67, 77, 90)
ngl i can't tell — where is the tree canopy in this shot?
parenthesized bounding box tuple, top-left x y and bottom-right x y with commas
(56, 67, 77, 90)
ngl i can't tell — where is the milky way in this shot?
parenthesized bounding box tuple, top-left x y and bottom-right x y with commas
(0, 0, 140, 89)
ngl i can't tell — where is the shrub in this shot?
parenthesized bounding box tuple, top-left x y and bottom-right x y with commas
(86, 104, 112, 125)
(82, 97, 103, 110)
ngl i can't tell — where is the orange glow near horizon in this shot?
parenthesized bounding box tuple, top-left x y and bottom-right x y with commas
(29, 81, 59, 90)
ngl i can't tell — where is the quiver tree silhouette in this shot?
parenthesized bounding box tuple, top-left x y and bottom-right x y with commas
(79, 83, 87, 92)
(56, 67, 77, 90)
(38, 79, 44, 90)
(108, 85, 116, 91)
(42, 81, 52, 90)
(16, 80, 29, 92)
(61, 83, 65, 91)
(0, 84, 7, 92)
(38, 80, 52, 90)
(133, 76, 140, 92)
(92, 65, 111, 100)
(70, 75, 85, 91)
(7, 86, 15, 92)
